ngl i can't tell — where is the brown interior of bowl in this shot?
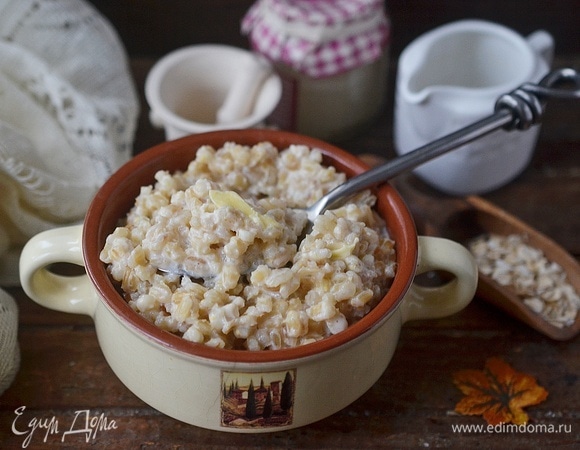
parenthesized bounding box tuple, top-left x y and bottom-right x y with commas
(83, 129, 418, 362)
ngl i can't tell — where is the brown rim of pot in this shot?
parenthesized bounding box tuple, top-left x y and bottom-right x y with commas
(83, 129, 418, 363)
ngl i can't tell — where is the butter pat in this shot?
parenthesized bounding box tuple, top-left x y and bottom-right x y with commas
(209, 190, 281, 229)
(329, 241, 357, 260)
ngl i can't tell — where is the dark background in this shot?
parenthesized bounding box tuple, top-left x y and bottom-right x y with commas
(85, 0, 580, 153)
(87, 0, 579, 59)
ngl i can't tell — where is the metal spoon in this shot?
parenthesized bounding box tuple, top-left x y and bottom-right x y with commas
(304, 67, 580, 224)
(157, 68, 579, 279)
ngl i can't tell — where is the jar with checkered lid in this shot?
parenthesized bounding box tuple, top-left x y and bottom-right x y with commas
(242, 0, 390, 141)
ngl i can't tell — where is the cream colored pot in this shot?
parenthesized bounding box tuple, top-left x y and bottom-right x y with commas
(20, 130, 477, 432)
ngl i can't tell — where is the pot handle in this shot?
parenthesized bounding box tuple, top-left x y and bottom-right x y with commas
(400, 236, 478, 323)
(19, 224, 98, 317)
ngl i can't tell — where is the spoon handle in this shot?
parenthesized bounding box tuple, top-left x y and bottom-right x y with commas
(309, 68, 580, 220)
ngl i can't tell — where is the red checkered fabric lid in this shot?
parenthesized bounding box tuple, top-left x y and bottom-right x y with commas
(242, 0, 390, 78)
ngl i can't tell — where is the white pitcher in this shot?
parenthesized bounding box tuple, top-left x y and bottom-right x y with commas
(394, 20, 553, 195)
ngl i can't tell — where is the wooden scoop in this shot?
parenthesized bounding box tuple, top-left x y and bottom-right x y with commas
(390, 173, 580, 341)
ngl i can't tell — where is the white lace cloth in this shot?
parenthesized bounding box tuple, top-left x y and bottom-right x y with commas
(0, 0, 139, 286)
(0, 290, 18, 396)
(0, 0, 139, 395)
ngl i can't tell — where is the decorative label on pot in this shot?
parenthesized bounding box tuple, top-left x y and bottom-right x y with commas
(221, 369, 296, 429)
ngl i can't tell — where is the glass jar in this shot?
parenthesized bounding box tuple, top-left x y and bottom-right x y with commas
(242, 0, 390, 141)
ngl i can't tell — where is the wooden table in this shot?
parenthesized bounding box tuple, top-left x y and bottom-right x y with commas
(1, 1, 579, 447)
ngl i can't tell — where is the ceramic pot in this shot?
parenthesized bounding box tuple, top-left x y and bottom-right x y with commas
(19, 129, 477, 432)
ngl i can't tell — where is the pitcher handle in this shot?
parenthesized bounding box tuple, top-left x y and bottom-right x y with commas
(401, 236, 478, 323)
(19, 225, 98, 317)
(526, 30, 554, 67)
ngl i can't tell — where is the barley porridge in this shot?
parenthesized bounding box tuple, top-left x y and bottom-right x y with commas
(100, 142, 397, 350)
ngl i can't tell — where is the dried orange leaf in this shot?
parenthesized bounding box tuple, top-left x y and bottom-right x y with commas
(453, 357, 548, 425)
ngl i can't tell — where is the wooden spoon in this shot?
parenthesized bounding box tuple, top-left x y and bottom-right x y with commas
(390, 172, 580, 341)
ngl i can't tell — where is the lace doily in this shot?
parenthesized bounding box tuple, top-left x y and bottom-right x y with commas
(0, 0, 139, 285)
(0, 289, 19, 395)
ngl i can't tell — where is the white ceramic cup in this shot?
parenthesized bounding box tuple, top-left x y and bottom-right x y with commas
(19, 130, 478, 433)
(394, 20, 553, 195)
(145, 45, 282, 140)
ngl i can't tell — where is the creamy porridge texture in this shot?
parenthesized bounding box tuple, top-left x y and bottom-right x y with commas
(100, 142, 396, 350)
